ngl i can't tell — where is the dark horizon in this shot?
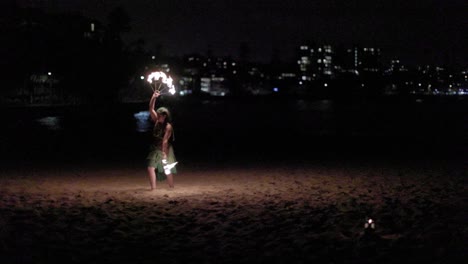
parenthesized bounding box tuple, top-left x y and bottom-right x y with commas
(11, 0, 468, 66)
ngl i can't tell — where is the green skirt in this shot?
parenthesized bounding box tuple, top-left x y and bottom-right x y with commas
(146, 145, 177, 181)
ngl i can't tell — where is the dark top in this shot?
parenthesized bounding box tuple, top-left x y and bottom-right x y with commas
(152, 122, 173, 148)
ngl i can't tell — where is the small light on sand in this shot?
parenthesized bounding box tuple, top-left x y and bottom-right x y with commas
(364, 218, 375, 229)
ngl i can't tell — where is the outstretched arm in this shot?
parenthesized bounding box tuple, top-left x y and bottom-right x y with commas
(149, 91, 160, 122)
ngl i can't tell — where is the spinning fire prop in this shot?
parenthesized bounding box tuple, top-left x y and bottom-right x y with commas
(162, 159, 178, 175)
(147, 71, 176, 95)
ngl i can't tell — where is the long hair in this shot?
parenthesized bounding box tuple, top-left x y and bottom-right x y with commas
(155, 107, 174, 141)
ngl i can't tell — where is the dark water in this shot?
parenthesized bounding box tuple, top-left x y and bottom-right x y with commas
(0, 96, 466, 167)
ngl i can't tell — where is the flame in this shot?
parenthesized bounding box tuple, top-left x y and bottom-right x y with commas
(162, 159, 178, 175)
(169, 87, 176, 95)
(147, 71, 176, 94)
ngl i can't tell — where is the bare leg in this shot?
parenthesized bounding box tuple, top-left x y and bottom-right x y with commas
(167, 174, 174, 188)
(147, 167, 157, 190)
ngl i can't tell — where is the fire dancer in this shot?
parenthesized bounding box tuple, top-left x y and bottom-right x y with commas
(146, 90, 177, 190)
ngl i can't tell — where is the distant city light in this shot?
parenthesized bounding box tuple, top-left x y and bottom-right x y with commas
(47, 72, 52, 76)
(140, 76, 144, 80)
(273, 87, 279, 92)
(324, 83, 328, 87)
(179, 90, 192, 96)
(151, 56, 155, 60)
(36, 116, 61, 130)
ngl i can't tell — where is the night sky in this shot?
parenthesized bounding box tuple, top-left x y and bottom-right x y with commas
(18, 0, 468, 65)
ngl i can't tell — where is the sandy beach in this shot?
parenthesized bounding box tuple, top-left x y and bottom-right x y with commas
(0, 158, 466, 263)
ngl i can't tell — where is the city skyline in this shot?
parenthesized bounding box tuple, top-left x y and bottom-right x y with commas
(14, 0, 468, 66)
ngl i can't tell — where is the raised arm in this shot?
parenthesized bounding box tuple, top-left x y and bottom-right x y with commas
(149, 91, 160, 122)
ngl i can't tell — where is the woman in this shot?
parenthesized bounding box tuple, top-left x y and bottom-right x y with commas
(146, 90, 177, 190)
